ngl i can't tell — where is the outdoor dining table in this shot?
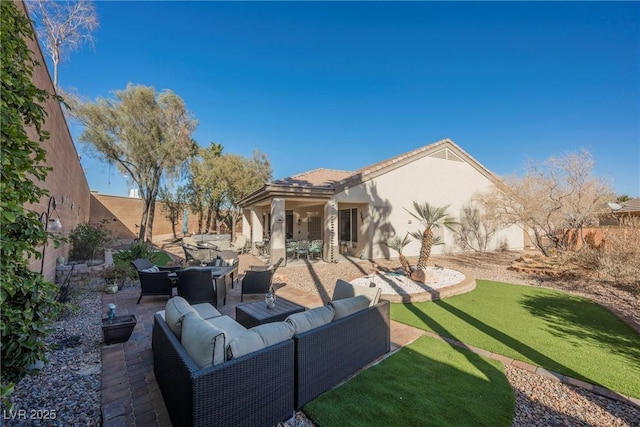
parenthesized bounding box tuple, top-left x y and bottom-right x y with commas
(182, 265, 235, 280)
(195, 241, 218, 263)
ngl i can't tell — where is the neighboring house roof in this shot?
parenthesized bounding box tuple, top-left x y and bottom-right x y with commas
(615, 198, 640, 215)
(238, 138, 502, 207)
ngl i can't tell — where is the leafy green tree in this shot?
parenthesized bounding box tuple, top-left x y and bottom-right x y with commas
(0, 1, 62, 404)
(187, 145, 271, 236)
(159, 185, 188, 239)
(188, 143, 224, 233)
(215, 151, 272, 237)
(406, 202, 458, 269)
(68, 84, 197, 242)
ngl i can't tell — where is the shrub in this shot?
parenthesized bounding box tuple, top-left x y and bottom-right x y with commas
(598, 217, 640, 290)
(68, 221, 112, 262)
(113, 241, 162, 265)
(571, 217, 640, 292)
(102, 263, 137, 289)
(0, 1, 63, 405)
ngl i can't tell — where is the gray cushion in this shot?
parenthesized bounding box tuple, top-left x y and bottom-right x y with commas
(181, 313, 226, 368)
(207, 315, 247, 348)
(227, 322, 294, 360)
(332, 279, 382, 306)
(192, 303, 221, 320)
(285, 306, 334, 335)
(329, 295, 370, 320)
(227, 330, 263, 360)
(165, 296, 198, 339)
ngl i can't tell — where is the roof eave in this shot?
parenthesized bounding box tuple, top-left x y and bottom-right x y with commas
(238, 183, 335, 207)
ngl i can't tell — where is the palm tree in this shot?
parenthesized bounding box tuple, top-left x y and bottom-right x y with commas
(386, 234, 412, 275)
(406, 202, 458, 269)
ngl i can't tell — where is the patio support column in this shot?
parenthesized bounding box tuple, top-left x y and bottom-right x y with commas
(270, 198, 286, 264)
(250, 207, 263, 255)
(241, 208, 251, 241)
(324, 199, 339, 262)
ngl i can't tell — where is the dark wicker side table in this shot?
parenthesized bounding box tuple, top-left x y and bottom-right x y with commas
(235, 297, 305, 328)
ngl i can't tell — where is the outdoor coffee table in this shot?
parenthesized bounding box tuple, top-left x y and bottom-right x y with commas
(235, 297, 305, 328)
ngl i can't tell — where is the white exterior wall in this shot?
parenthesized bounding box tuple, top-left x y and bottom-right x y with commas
(334, 154, 523, 259)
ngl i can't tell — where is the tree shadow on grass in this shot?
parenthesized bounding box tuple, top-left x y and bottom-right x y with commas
(427, 299, 587, 382)
(519, 293, 640, 367)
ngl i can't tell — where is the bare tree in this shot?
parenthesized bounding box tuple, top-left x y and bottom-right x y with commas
(481, 149, 613, 256)
(454, 201, 497, 252)
(27, 0, 99, 88)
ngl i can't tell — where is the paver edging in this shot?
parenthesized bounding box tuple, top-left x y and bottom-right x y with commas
(381, 268, 476, 303)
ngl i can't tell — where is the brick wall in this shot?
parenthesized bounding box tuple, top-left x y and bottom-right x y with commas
(90, 193, 204, 240)
(16, 1, 92, 282)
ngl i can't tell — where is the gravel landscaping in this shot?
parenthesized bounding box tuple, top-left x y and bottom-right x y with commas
(5, 249, 639, 426)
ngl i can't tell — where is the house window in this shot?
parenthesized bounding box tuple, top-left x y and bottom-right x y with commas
(339, 208, 358, 243)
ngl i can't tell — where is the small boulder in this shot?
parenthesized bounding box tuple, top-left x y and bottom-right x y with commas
(410, 269, 437, 284)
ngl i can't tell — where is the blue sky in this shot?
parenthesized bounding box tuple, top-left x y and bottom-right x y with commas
(52, 1, 639, 197)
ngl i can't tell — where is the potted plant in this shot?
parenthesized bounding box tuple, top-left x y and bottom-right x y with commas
(103, 263, 134, 291)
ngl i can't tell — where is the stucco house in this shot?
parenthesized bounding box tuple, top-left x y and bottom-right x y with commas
(237, 138, 524, 264)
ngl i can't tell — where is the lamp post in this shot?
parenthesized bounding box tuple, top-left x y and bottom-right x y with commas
(39, 196, 62, 274)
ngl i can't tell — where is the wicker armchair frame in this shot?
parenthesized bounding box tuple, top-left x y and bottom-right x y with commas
(152, 313, 295, 427)
(135, 270, 174, 304)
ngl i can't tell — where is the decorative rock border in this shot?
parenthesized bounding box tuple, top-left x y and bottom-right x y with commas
(381, 267, 476, 303)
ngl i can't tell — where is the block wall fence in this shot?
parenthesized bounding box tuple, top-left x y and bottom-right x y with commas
(16, 0, 92, 282)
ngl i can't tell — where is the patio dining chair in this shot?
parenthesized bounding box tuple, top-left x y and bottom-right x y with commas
(241, 257, 284, 301)
(136, 270, 173, 304)
(175, 269, 225, 307)
(286, 240, 298, 259)
(308, 240, 323, 260)
(295, 240, 309, 260)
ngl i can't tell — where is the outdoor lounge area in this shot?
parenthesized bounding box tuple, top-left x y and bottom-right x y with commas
(100, 252, 417, 426)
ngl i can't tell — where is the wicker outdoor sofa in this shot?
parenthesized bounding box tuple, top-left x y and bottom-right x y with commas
(293, 298, 390, 408)
(152, 303, 294, 427)
(152, 280, 390, 426)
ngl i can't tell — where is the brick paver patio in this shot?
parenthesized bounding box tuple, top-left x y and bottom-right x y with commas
(100, 255, 426, 426)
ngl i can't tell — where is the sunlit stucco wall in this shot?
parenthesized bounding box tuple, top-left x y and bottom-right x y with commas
(334, 149, 524, 259)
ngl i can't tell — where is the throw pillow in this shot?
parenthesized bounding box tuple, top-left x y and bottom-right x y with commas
(181, 313, 226, 368)
(141, 266, 160, 273)
(285, 306, 334, 335)
(328, 295, 370, 320)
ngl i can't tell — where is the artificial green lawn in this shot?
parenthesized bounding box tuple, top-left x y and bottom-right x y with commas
(391, 280, 640, 398)
(304, 335, 514, 427)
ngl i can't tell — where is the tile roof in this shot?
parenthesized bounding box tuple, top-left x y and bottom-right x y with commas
(273, 168, 355, 188)
(617, 198, 640, 214)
